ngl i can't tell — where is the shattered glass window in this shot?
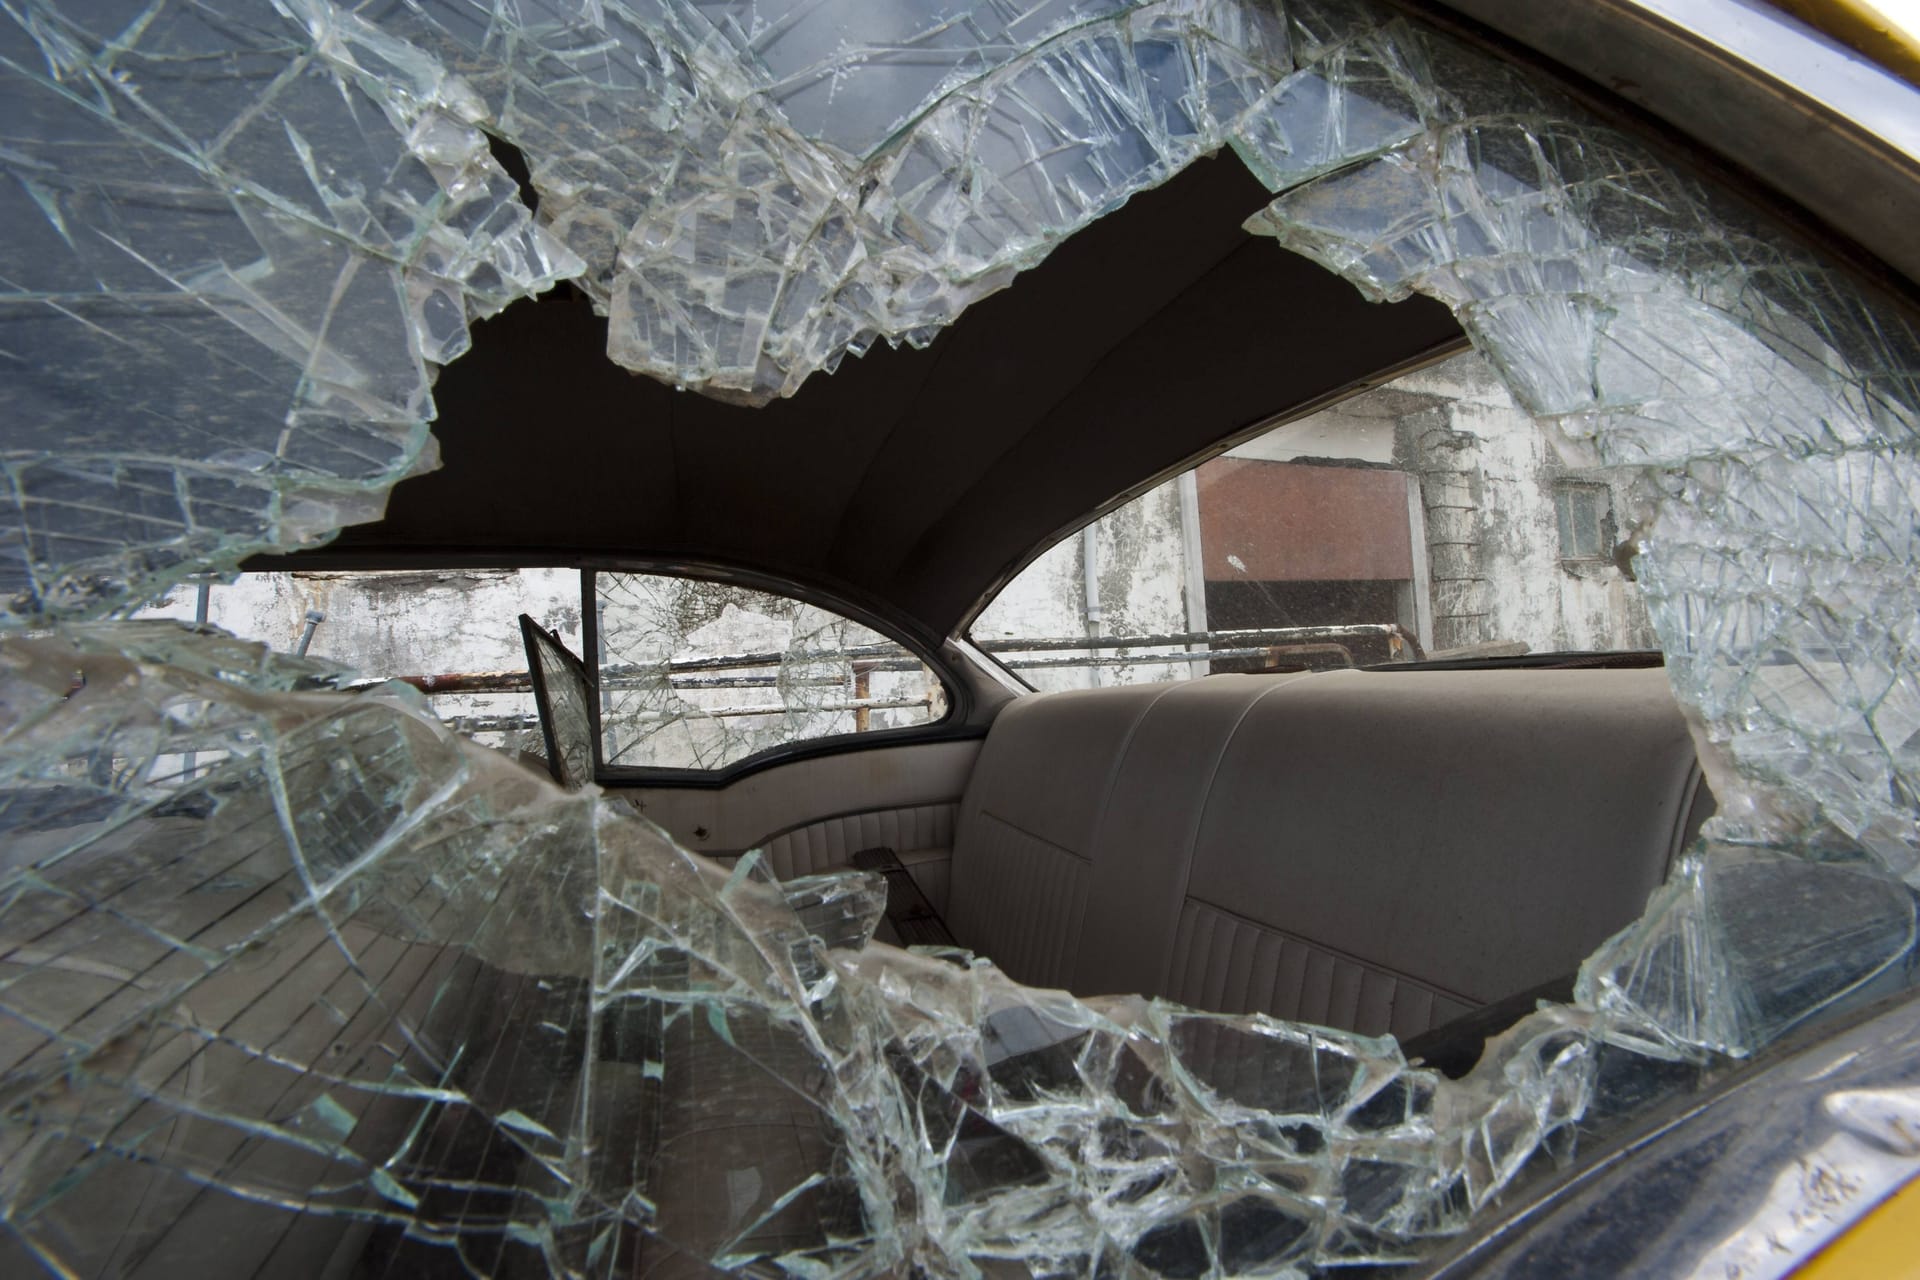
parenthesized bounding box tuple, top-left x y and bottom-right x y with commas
(594, 572, 947, 771)
(5, 0, 1920, 1276)
(974, 349, 1657, 684)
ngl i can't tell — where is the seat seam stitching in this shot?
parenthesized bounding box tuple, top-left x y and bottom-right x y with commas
(1084, 682, 1192, 852)
(976, 809, 1094, 863)
(1180, 898, 1479, 1009)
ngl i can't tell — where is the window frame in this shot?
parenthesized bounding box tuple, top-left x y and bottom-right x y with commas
(952, 345, 1475, 681)
(580, 566, 976, 789)
(1551, 481, 1618, 565)
(168, 561, 977, 789)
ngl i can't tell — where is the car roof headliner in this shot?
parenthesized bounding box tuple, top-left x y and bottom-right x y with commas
(254, 156, 1463, 646)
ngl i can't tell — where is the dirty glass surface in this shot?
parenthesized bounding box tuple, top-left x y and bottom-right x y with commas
(973, 349, 1656, 688)
(4, 0, 1920, 1277)
(594, 572, 946, 771)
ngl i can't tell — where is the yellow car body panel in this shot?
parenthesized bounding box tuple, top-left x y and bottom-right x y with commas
(1796, 1170, 1920, 1280)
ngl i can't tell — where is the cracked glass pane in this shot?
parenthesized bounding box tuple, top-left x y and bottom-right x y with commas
(1236, 5, 1920, 885)
(347, 0, 1299, 408)
(0, 4, 579, 628)
(594, 572, 946, 771)
(5, 0, 1920, 1275)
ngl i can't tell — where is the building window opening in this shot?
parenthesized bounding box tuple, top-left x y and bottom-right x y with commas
(1554, 483, 1616, 562)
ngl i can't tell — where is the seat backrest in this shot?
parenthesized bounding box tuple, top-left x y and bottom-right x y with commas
(940, 682, 1173, 988)
(944, 668, 1709, 1039)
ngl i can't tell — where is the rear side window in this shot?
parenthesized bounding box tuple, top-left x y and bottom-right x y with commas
(593, 573, 947, 772)
(971, 350, 1655, 688)
(139, 569, 949, 776)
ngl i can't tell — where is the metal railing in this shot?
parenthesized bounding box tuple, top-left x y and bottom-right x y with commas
(984, 624, 1420, 670)
(363, 623, 1422, 731)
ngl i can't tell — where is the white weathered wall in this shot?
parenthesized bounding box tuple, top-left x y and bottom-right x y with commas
(141, 569, 586, 749)
(140, 570, 945, 767)
(142, 568, 585, 673)
(970, 482, 1196, 690)
(1395, 355, 1655, 654)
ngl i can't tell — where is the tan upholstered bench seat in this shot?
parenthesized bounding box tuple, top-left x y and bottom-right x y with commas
(928, 668, 1709, 1041)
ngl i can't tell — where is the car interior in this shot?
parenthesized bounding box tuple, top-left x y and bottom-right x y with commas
(248, 152, 1718, 1070)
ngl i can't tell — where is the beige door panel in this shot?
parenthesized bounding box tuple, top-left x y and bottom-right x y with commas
(618, 739, 982, 877)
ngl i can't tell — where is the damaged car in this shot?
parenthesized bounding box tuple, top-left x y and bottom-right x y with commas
(3, 1, 1920, 1277)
